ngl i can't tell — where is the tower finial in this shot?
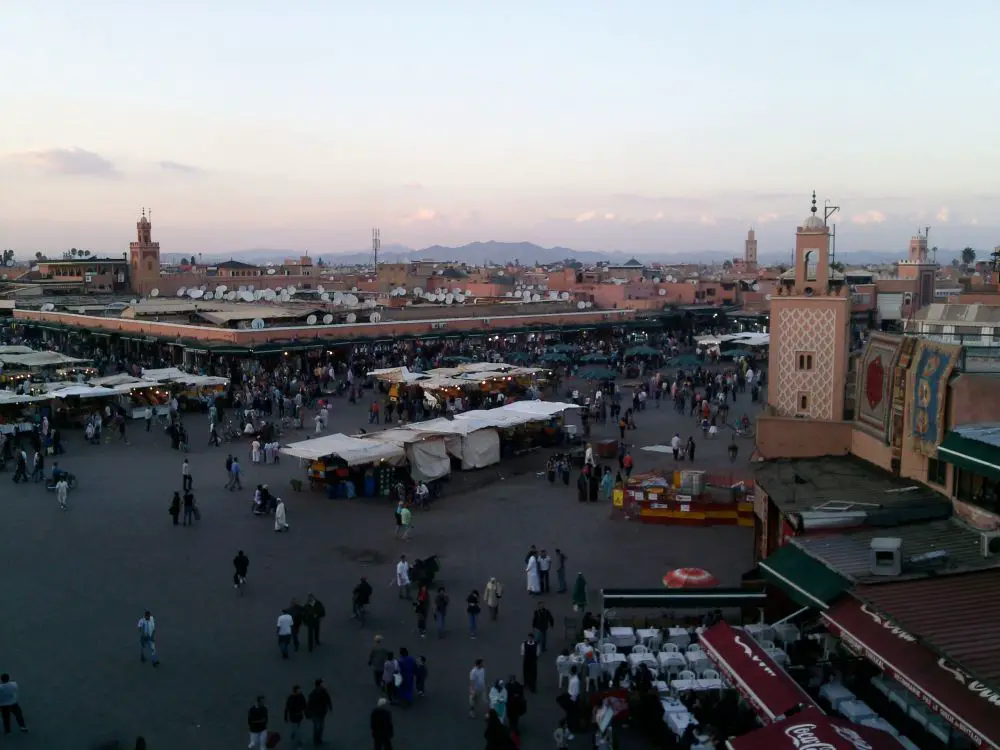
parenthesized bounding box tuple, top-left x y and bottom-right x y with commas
(810, 191, 817, 215)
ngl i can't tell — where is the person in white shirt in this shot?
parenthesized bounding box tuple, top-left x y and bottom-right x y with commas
(56, 478, 69, 510)
(276, 609, 294, 659)
(181, 458, 192, 491)
(468, 659, 487, 718)
(563, 666, 580, 737)
(137, 611, 159, 666)
(538, 551, 552, 593)
(396, 556, 411, 599)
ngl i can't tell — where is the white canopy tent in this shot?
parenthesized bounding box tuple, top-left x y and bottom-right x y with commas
(283, 433, 406, 466)
(48, 385, 118, 399)
(368, 366, 430, 384)
(141, 367, 189, 382)
(362, 428, 452, 482)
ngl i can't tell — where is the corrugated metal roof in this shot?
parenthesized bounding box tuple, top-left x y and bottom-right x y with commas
(953, 422, 1000, 448)
(792, 518, 1000, 583)
(854, 569, 1000, 688)
(753, 455, 950, 516)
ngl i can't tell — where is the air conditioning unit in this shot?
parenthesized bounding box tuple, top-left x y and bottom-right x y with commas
(430, 322, 446, 330)
(981, 531, 1000, 558)
(84, 274, 94, 283)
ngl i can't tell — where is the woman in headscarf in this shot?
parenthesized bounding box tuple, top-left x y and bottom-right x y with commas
(488, 679, 508, 725)
(588, 464, 600, 502)
(397, 646, 416, 705)
(274, 498, 289, 532)
(584, 442, 594, 467)
(571, 572, 587, 612)
(484, 709, 513, 750)
(483, 578, 503, 621)
(600, 467, 614, 502)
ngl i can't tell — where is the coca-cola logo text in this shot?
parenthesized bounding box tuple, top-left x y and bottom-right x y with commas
(784, 723, 836, 750)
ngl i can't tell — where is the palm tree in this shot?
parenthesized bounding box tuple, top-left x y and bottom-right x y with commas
(34, 251, 45, 262)
(961, 247, 976, 268)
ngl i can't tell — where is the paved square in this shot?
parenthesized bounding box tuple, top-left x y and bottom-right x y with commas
(0, 380, 760, 748)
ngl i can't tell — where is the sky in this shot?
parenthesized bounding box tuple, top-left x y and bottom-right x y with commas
(2, 1, 998, 258)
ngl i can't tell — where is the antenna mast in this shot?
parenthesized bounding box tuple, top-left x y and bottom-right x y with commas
(372, 227, 380, 277)
(824, 199, 841, 266)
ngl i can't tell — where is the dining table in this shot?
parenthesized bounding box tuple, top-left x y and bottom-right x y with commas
(607, 626, 636, 648)
(670, 678, 724, 692)
(666, 627, 691, 647)
(819, 681, 855, 710)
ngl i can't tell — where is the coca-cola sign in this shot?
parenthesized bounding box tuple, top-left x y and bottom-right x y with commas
(735, 635, 778, 677)
(783, 722, 875, 750)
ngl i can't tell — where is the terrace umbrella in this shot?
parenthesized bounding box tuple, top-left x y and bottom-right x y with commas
(667, 354, 703, 368)
(551, 344, 582, 354)
(578, 367, 618, 381)
(662, 567, 718, 589)
(580, 353, 611, 364)
(624, 345, 661, 358)
(539, 352, 571, 364)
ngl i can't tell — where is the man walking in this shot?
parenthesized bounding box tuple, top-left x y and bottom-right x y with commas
(0, 673, 27, 735)
(468, 658, 487, 719)
(555, 548, 568, 593)
(532, 601, 555, 653)
(137, 610, 159, 667)
(181, 457, 192, 491)
(538, 549, 552, 593)
(277, 608, 294, 659)
(434, 586, 449, 638)
(247, 695, 268, 750)
(283, 685, 307, 749)
(395, 555, 411, 599)
(304, 593, 325, 651)
(307, 678, 332, 746)
(228, 456, 243, 491)
(370, 697, 393, 750)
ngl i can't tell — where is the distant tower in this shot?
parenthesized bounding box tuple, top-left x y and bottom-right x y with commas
(767, 191, 852, 421)
(129, 208, 161, 294)
(898, 226, 936, 312)
(745, 228, 758, 271)
(372, 228, 381, 277)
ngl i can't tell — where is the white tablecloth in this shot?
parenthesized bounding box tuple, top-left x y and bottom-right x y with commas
(671, 678, 724, 692)
(600, 652, 626, 674)
(765, 647, 789, 667)
(658, 652, 687, 669)
(860, 717, 898, 736)
(608, 626, 636, 648)
(628, 653, 659, 671)
(660, 697, 688, 715)
(667, 627, 691, 646)
(744, 623, 774, 643)
(773, 623, 801, 644)
(636, 628, 661, 644)
(819, 682, 855, 710)
(685, 652, 710, 671)
(583, 628, 599, 643)
(839, 699, 875, 723)
(665, 710, 698, 736)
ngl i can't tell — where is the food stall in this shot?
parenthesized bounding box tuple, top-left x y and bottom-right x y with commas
(282, 433, 407, 499)
(614, 470, 754, 527)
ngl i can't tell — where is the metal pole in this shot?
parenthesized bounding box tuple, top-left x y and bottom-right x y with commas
(598, 590, 606, 641)
(772, 606, 810, 627)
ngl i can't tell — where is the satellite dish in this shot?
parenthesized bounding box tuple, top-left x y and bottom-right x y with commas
(585, 301, 593, 308)
(350, 286, 358, 293)
(653, 277, 661, 283)
(307, 314, 318, 325)
(332, 290, 344, 302)
(226, 291, 237, 301)
(322, 313, 333, 324)
(199, 284, 208, 291)
(560, 292, 570, 300)
(752, 282, 761, 292)
(204, 292, 215, 300)
(42, 303, 55, 312)
(659, 288, 666, 296)
(240, 291, 254, 302)
(548, 291, 558, 299)
(150, 288, 160, 298)
(320, 292, 330, 302)
(216, 285, 228, 294)
(765, 293, 773, 301)
(251, 318, 265, 330)
(532, 293, 541, 302)
(413, 287, 423, 296)
(267, 268, 276, 275)
(369, 312, 379, 323)
(445, 293, 454, 304)
(176, 287, 187, 297)
(346, 295, 359, 307)
(280, 291, 290, 302)
(189, 289, 204, 299)
(286, 286, 296, 295)
(238, 286, 247, 293)
(346, 313, 357, 323)
(4, 259, 13, 267)
(577, 301, 586, 309)
(264, 289, 276, 301)
(455, 293, 465, 303)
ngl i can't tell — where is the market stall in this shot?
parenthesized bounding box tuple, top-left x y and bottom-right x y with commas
(283, 433, 406, 498)
(614, 470, 754, 527)
(362, 427, 452, 483)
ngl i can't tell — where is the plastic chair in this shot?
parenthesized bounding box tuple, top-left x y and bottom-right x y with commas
(686, 643, 704, 653)
(647, 636, 662, 652)
(632, 644, 649, 655)
(556, 656, 574, 689)
(701, 669, 720, 680)
(761, 640, 776, 651)
(660, 643, 680, 653)
(575, 642, 591, 656)
(587, 661, 603, 691)
(600, 642, 617, 655)
(678, 670, 696, 681)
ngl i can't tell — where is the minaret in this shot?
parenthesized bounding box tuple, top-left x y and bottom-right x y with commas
(767, 191, 852, 421)
(745, 228, 758, 271)
(129, 208, 161, 294)
(898, 227, 936, 313)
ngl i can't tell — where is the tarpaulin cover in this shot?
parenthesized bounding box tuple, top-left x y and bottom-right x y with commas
(726, 707, 905, 750)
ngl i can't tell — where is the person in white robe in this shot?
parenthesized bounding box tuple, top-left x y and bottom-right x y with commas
(584, 443, 595, 467)
(525, 554, 541, 594)
(251, 439, 262, 464)
(274, 499, 289, 532)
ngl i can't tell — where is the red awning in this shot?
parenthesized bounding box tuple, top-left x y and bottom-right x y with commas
(699, 622, 817, 722)
(726, 707, 905, 750)
(823, 597, 1000, 750)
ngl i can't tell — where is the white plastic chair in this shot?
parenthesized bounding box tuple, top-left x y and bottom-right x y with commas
(701, 669, 720, 680)
(600, 642, 617, 655)
(761, 640, 776, 651)
(556, 657, 574, 689)
(660, 642, 680, 653)
(647, 636, 662, 652)
(632, 644, 649, 655)
(587, 661, 603, 692)
(575, 643, 591, 656)
(678, 670, 696, 681)
(686, 643, 704, 653)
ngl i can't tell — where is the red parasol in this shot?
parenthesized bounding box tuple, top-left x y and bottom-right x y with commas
(663, 567, 718, 588)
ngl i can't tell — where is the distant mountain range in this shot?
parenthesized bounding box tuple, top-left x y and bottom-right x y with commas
(164, 241, 966, 268)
